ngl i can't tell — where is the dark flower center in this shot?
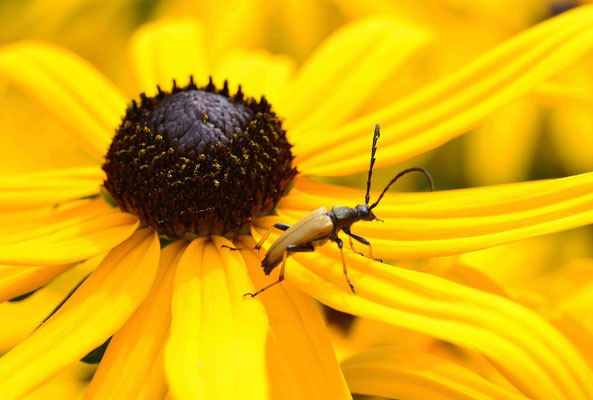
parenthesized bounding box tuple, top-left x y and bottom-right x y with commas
(102, 78, 297, 238)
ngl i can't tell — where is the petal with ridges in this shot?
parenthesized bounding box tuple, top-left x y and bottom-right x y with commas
(0, 199, 113, 243)
(129, 19, 209, 95)
(0, 229, 159, 399)
(297, 5, 593, 175)
(0, 42, 126, 159)
(85, 240, 187, 400)
(0, 264, 72, 303)
(0, 256, 102, 355)
(165, 238, 269, 399)
(279, 15, 428, 134)
(342, 345, 527, 400)
(250, 225, 593, 400)
(236, 236, 351, 400)
(0, 166, 103, 212)
(277, 173, 593, 258)
(0, 209, 139, 266)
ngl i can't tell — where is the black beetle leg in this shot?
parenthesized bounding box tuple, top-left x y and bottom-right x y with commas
(335, 238, 356, 293)
(244, 243, 313, 297)
(344, 229, 383, 263)
(222, 223, 290, 253)
(347, 235, 365, 257)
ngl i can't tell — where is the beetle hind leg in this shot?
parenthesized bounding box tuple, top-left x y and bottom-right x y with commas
(221, 223, 290, 253)
(244, 243, 313, 297)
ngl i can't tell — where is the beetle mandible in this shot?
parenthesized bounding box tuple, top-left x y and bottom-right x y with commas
(223, 124, 434, 297)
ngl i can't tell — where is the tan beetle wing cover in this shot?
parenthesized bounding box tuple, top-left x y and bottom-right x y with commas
(265, 207, 334, 265)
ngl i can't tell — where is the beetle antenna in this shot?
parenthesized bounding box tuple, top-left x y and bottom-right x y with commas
(369, 168, 434, 210)
(365, 124, 381, 205)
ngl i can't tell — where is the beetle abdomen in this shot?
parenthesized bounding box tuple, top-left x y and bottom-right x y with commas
(261, 256, 278, 275)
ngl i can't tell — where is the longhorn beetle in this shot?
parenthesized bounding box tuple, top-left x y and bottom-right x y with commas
(223, 124, 434, 297)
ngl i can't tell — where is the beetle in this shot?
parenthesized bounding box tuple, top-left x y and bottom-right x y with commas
(223, 124, 434, 297)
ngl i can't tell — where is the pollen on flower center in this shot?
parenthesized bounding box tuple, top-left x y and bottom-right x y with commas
(102, 78, 297, 238)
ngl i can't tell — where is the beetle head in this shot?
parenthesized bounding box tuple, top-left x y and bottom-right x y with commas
(354, 204, 383, 222)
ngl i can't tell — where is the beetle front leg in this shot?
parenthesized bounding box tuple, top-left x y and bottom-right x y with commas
(222, 223, 290, 253)
(335, 238, 356, 293)
(344, 229, 383, 263)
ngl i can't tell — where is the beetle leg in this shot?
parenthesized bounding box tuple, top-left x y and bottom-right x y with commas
(344, 230, 383, 263)
(335, 238, 356, 293)
(347, 235, 365, 258)
(273, 223, 290, 231)
(244, 243, 313, 297)
(222, 223, 290, 253)
(244, 250, 289, 297)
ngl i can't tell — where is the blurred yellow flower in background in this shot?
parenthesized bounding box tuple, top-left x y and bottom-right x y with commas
(2, 1, 593, 400)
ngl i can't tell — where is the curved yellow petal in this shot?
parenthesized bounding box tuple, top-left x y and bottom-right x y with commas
(24, 362, 95, 400)
(0, 42, 126, 159)
(342, 345, 527, 400)
(463, 98, 540, 185)
(0, 199, 113, 243)
(0, 166, 103, 212)
(297, 5, 593, 175)
(153, 0, 261, 59)
(0, 256, 101, 355)
(165, 237, 269, 399)
(129, 19, 209, 94)
(0, 228, 159, 399)
(547, 66, 593, 175)
(236, 235, 352, 400)
(279, 15, 429, 135)
(215, 49, 295, 106)
(0, 264, 71, 303)
(278, 173, 593, 258)
(534, 81, 593, 108)
(250, 225, 593, 400)
(0, 207, 139, 266)
(85, 240, 187, 400)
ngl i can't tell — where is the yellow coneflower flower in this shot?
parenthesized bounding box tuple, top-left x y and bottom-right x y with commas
(2, 7, 593, 399)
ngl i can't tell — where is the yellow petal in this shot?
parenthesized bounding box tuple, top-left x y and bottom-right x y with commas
(153, 0, 262, 59)
(129, 19, 209, 94)
(0, 42, 126, 159)
(165, 238, 269, 399)
(236, 235, 352, 400)
(534, 81, 593, 108)
(24, 362, 96, 400)
(0, 166, 103, 212)
(463, 98, 540, 185)
(215, 49, 295, 106)
(0, 264, 72, 303)
(0, 199, 113, 244)
(342, 345, 527, 400)
(0, 228, 159, 399)
(297, 5, 593, 175)
(250, 225, 593, 400)
(547, 64, 593, 174)
(0, 205, 139, 266)
(278, 173, 593, 258)
(279, 15, 429, 134)
(85, 240, 187, 400)
(0, 256, 102, 355)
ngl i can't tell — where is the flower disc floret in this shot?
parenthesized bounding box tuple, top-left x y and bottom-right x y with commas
(102, 78, 297, 238)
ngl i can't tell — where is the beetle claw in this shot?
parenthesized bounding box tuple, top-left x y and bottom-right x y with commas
(243, 292, 256, 298)
(349, 283, 356, 293)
